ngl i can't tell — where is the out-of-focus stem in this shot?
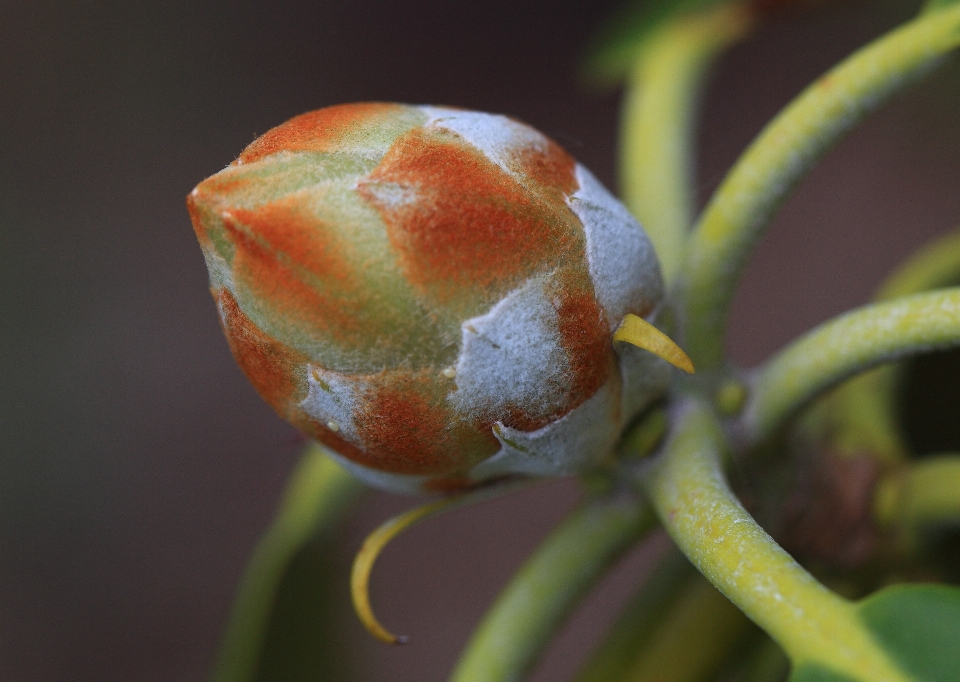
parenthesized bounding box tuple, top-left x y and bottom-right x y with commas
(874, 455, 960, 529)
(576, 549, 755, 682)
(620, 3, 752, 286)
(678, 5, 960, 369)
(642, 400, 910, 680)
(212, 444, 364, 682)
(743, 289, 960, 449)
(449, 490, 656, 682)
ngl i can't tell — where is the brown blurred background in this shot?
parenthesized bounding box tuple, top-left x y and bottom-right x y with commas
(1, 1, 958, 680)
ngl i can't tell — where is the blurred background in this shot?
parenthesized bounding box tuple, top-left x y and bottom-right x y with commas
(1, 1, 958, 680)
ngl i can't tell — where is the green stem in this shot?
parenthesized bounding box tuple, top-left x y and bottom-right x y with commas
(805, 228, 960, 462)
(875, 455, 960, 528)
(875, 228, 960, 301)
(642, 400, 911, 680)
(620, 3, 752, 286)
(574, 549, 693, 682)
(449, 489, 656, 682)
(576, 549, 755, 682)
(678, 5, 960, 368)
(744, 288, 960, 449)
(212, 445, 364, 682)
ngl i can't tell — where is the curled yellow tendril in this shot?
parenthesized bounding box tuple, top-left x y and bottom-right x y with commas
(351, 480, 529, 644)
(614, 314, 695, 374)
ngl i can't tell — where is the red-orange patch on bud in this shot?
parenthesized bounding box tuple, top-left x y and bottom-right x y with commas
(216, 288, 305, 419)
(359, 128, 578, 299)
(556, 288, 613, 410)
(512, 138, 578, 198)
(353, 383, 455, 475)
(237, 103, 406, 165)
(222, 201, 371, 348)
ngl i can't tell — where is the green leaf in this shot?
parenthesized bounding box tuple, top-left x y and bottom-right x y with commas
(787, 584, 960, 682)
(925, 0, 960, 13)
(790, 664, 860, 682)
(211, 445, 364, 682)
(857, 584, 960, 682)
(255, 538, 356, 682)
(581, 0, 731, 87)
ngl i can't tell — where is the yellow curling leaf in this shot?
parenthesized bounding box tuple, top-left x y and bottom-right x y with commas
(351, 479, 530, 644)
(351, 497, 454, 644)
(614, 314, 694, 374)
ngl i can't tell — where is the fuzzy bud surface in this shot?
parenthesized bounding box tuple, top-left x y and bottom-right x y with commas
(189, 103, 666, 493)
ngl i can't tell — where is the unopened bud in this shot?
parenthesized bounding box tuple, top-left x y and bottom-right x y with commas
(189, 103, 667, 493)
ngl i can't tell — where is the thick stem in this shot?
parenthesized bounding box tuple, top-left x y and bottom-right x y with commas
(449, 490, 655, 682)
(678, 5, 960, 368)
(642, 400, 910, 680)
(619, 3, 752, 286)
(212, 445, 364, 682)
(744, 288, 960, 449)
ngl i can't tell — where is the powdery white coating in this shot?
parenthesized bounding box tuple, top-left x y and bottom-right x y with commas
(352, 180, 418, 209)
(418, 106, 551, 180)
(568, 165, 663, 331)
(299, 365, 365, 443)
(203, 244, 234, 292)
(468, 379, 621, 480)
(449, 275, 570, 419)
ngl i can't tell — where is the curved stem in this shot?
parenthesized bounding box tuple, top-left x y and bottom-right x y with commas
(805, 228, 960, 462)
(620, 3, 752, 285)
(743, 288, 960, 449)
(642, 400, 910, 680)
(678, 5, 960, 369)
(875, 454, 960, 528)
(449, 489, 656, 682)
(212, 444, 364, 682)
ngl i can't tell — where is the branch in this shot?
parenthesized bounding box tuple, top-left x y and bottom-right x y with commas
(677, 5, 960, 368)
(641, 400, 910, 680)
(803, 228, 960, 463)
(449, 489, 655, 682)
(875, 454, 960, 529)
(620, 3, 752, 285)
(743, 288, 960, 449)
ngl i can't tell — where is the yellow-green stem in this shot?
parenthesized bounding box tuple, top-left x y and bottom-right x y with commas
(804, 228, 960, 463)
(620, 3, 752, 285)
(679, 6, 960, 368)
(450, 490, 656, 682)
(875, 455, 960, 528)
(745, 288, 960, 449)
(642, 400, 910, 680)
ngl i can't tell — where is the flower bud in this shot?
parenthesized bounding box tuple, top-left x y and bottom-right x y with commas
(189, 103, 668, 494)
